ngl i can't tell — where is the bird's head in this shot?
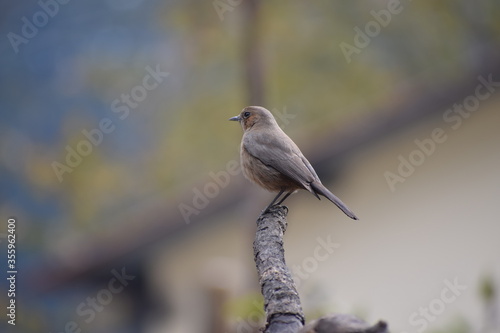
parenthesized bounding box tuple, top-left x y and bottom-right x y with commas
(229, 106, 277, 132)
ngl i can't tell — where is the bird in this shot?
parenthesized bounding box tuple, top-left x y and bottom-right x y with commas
(229, 106, 358, 220)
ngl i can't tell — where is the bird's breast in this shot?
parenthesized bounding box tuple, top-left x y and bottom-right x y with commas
(240, 146, 301, 192)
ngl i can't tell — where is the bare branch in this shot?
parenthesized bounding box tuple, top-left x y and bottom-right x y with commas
(298, 314, 388, 333)
(254, 205, 304, 332)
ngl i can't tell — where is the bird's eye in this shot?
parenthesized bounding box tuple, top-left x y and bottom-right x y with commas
(243, 111, 251, 118)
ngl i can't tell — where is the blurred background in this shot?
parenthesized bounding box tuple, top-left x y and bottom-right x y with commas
(1, 1, 500, 332)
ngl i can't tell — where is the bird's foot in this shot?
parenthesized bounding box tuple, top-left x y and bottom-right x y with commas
(262, 204, 288, 215)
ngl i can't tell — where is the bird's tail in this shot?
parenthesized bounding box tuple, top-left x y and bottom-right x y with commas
(310, 182, 358, 220)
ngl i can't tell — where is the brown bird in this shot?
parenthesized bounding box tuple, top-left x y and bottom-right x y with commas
(229, 106, 358, 220)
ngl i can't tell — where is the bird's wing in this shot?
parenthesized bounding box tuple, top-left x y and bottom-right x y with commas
(300, 154, 320, 182)
(243, 130, 319, 188)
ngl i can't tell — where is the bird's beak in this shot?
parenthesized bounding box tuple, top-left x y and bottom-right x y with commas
(229, 115, 241, 121)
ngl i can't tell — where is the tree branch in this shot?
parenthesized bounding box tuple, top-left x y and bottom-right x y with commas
(254, 205, 304, 332)
(298, 314, 388, 333)
(253, 205, 389, 333)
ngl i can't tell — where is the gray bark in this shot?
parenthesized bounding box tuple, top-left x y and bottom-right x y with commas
(253, 206, 304, 332)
